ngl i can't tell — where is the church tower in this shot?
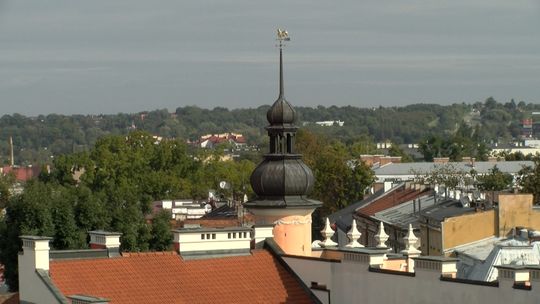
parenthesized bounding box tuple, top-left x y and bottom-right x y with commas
(244, 30, 322, 256)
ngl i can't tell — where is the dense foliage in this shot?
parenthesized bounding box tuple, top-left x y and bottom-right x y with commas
(0, 131, 255, 290)
(518, 156, 540, 205)
(296, 129, 375, 237)
(1, 98, 538, 165)
(0, 128, 376, 290)
(476, 166, 514, 191)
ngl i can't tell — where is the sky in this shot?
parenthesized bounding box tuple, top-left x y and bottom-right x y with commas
(0, 0, 539, 116)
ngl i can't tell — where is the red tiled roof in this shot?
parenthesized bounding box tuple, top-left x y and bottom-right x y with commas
(1, 166, 40, 182)
(181, 218, 240, 228)
(357, 187, 431, 216)
(49, 250, 313, 304)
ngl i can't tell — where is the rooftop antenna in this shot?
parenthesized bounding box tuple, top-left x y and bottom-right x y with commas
(276, 29, 290, 98)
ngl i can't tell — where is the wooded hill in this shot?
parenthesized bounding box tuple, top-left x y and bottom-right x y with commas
(1, 97, 538, 165)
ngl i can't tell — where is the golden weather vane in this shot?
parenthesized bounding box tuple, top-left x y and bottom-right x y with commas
(276, 28, 290, 48)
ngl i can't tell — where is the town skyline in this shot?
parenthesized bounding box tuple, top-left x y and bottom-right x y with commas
(1, 0, 539, 116)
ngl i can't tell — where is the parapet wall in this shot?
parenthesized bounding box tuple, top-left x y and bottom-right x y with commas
(283, 252, 540, 304)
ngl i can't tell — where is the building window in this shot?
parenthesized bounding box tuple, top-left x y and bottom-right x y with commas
(228, 233, 231, 239)
(212, 234, 216, 239)
(201, 234, 205, 240)
(233, 233, 236, 239)
(243, 232, 247, 238)
(206, 234, 210, 239)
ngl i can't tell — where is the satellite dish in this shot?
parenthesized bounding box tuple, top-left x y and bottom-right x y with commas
(219, 181, 230, 190)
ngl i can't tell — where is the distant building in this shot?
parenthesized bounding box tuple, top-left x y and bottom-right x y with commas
(314, 120, 344, 127)
(150, 200, 208, 221)
(373, 160, 532, 183)
(194, 132, 247, 149)
(0, 165, 44, 182)
(360, 154, 402, 167)
(420, 194, 540, 256)
(491, 141, 540, 157)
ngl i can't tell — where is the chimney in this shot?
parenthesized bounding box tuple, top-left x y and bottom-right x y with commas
(88, 231, 121, 256)
(519, 228, 529, 240)
(18, 236, 53, 304)
(172, 227, 252, 258)
(253, 225, 274, 249)
(383, 181, 393, 192)
(9, 136, 14, 167)
(414, 256, 458, 279)
(19, 236, 52, 271)
(496, 265, 530, 289)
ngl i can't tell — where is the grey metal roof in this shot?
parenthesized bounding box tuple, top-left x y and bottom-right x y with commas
(328, 187, 388, 232)
(374, 161, 533, 176)
(454, 237, 540, 281)
(373, 193, 437, 229)
(420, 199, 476, 222)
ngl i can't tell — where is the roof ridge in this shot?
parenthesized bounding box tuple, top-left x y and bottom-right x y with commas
(121, 251, 178, 257)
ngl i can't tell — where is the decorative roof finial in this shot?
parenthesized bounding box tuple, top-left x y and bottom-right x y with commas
(346, 220, 364, 248)
(319, 218, 337, 248)
(374, 222, 389, 248)
(401, 224, 421, 255)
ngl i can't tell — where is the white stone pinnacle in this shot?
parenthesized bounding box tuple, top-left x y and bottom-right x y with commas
(346, 220, 363, 248)
(374, 222, 389, 248)
(319, 218, 337, 247)
(401, 224, 421, 255)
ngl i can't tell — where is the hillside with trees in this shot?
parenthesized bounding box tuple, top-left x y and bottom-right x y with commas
(1, 97, 539, 165)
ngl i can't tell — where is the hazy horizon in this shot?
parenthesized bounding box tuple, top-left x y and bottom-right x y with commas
(1, 0, 539, 116)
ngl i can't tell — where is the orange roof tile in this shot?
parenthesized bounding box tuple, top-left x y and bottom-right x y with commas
(49, 250, 313, 304)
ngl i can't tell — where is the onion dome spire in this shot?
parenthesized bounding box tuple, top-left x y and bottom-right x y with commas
(266, 42, 296, 126)
(245, 29, 322, 209)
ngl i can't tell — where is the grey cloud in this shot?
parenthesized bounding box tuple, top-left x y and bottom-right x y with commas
(0, 0, 539, 115)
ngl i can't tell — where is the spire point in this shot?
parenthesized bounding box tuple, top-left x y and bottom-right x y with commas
(276, 29, 289, 98)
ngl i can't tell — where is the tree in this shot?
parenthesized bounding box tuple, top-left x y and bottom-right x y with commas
(150, 210, 173, 251)
(476, 165, 513, 191)
(0, 173, 15, 209)
(296, 131, 374, 214)
(517, 157, 540, 204)
(418, 135, 444, 161)
(388, 144, 413, 162)
(0, 181, 56, 290)
(412, 163, 468, 198)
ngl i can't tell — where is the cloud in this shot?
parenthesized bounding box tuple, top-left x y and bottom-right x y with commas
(0, 0, 539, 115)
